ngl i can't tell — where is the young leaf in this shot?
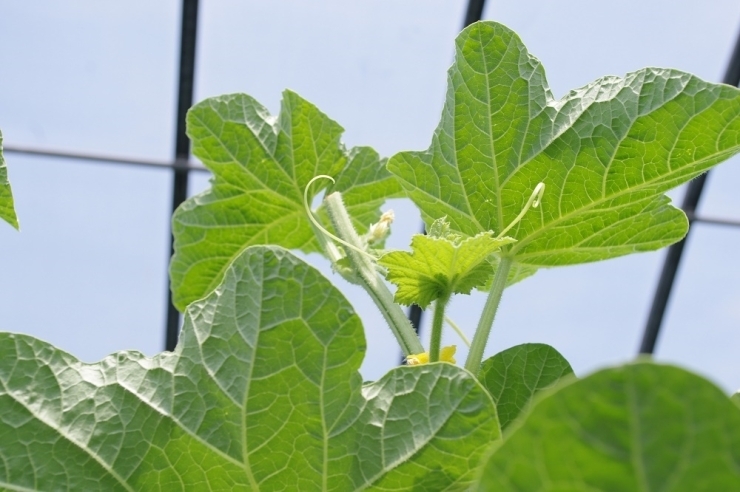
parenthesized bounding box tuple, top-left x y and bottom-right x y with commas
(474, 362, 740, 491)
(388, 21, 740, 278)
(478, 343, 574, 430)
(170, 91, 402, 311)
(379, 218, 515, 307)
(0, 246, 499, 491)
(0, 130, 19, 230)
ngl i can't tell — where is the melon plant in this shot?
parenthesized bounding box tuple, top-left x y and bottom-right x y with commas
(2, 21, 739, 491)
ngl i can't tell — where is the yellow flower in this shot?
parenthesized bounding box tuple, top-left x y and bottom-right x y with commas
(406, 345, 456, 365)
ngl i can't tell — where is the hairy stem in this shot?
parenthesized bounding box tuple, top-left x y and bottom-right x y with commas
(429, 297, 449, 362)
(310, 221, 343, 264)
(324, 192, 424, 355)
(464, 256, 513, 374)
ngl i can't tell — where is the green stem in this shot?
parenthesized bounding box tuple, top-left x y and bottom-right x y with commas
(324, 192, 424, 356)
(309, 220, 359, 285)
(464, 256, 513, 374)
(429, 297, 449, 362)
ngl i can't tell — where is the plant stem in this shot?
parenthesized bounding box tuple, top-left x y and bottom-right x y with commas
(464, 256, 513, 374)
(324, 192, 424, 356)
(310, 220, 343, 264)
(429, 297, 448, 362)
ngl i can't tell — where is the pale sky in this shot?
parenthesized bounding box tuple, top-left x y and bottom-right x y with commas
(1, 0, 739, 391)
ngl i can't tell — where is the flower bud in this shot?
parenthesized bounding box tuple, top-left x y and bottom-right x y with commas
(366, 209, 394, 244)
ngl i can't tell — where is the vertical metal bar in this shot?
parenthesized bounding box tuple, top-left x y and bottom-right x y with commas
(401, 0, 488, 362)
(463, 0, 487, 28)
(639, 24, 740, 354)
(407, 304, 423, 337)
(165, 0, 199, 351)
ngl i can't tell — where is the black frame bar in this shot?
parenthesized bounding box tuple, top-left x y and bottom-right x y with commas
(463, 0, 487, 28)
(639, 24, 740, 354)
(165, 0, 200, 351)
(402, 0, 489, 358)
(3, 145, 206, 173)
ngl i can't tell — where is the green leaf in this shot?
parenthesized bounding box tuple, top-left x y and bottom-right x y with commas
(0, 246, 499, 491)
(170, 90, 402, 311)
(732, 391, 740, 407)
(0, 130, 19, 230)
(474, 362, 740, 491)
(379, 218, 515, 307)
(478, 343, 573, 431)
(388, 21, 740, 277)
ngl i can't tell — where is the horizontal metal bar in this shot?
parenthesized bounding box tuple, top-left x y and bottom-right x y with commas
(690, 214, 740, 228)
(7, 144, 738, 230)
(3, 144, 208, 173)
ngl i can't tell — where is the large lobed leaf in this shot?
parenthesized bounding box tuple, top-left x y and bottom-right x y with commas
(170, 91, 402, 311)
(0, 130, 19, 230)
(0, 246, 499, 491)
(388, 21, 740, 276)
(478, 343, 573, 431)
(474, 363, 740, 491)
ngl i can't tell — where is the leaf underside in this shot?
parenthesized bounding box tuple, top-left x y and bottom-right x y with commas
(475, 362, 740, 491)
(170, 90, 402, 311)
(0, 130, 20, 230)
(388, 21, 740, 280)
(0, 246, 500, 491)
(478, 343, 574, 430)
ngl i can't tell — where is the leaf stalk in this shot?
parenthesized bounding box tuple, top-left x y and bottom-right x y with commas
(429, 297, 449, 363)
(464, 256, 513, 374)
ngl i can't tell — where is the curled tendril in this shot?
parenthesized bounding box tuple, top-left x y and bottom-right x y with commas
(497, 182, 545, 239)
(303, 175, 377, 261)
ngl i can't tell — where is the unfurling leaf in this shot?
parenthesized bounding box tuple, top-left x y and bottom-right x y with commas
(379, 218, 514, 307)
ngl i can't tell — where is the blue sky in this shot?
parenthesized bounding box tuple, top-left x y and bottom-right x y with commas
(1, 1, 739, 391)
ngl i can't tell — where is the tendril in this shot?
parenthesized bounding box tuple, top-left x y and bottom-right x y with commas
(444, 314, 471, 347)
(303, 175, 377, 262)
(497, 182, 545, 239)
